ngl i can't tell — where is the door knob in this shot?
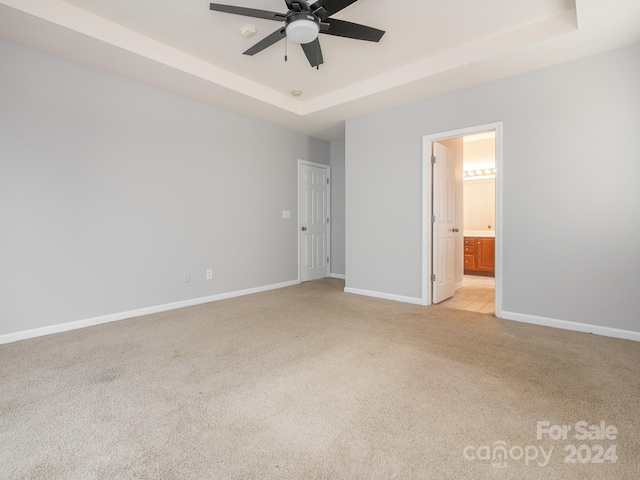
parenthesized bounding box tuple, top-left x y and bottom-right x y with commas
(301, 226, 307, 231)
(452, 228, 459, 233)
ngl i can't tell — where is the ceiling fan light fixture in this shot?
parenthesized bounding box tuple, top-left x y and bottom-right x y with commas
(285, 19, 319, 44)
(209, 1, 385, 67)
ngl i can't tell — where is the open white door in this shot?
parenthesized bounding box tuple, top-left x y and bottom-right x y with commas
(432, 142, 457, 303)
(299, 162, 329, 282)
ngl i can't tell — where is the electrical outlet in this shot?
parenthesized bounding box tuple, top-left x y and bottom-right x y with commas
(206, 269, 213, 280)
(282, 210, 291, 219)
(183, 271, 190, 283)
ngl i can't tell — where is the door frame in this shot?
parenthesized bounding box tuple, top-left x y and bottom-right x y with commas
(421, 122, 503, 317)
(297, 159, 331, 282)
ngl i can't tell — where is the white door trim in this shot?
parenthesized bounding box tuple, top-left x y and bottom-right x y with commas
(421, 122, 503, 318)
(297, 160, 331, 282)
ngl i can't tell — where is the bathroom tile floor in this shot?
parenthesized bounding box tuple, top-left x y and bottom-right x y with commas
(439, 275, 495, 314)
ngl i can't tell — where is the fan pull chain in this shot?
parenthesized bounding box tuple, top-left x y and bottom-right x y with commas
(285, 37, 288, 62)
(316, 41, 319, 70)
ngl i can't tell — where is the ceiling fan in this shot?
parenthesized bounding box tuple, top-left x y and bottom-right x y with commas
(209, 0, 385, 68)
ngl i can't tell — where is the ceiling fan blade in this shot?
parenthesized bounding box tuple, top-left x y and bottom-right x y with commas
(310, 0, 358, 20)
(301, 38, 324, 67)
(210, 3, 286, 22)
(322, 18, 384, 42)
(243, 27, 287, 56)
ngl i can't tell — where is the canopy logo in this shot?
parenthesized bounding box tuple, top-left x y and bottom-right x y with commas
(463, 420, 618, 469)
(463, 442, 553, 468)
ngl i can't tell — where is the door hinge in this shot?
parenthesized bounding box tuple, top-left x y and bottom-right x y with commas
(327, 178, 330, 184)
(327, 217, 329, 223)
(432, 215, 436, 223)
(327, 256, 330, 263)
(431, 155, 436, 164)
(431, 274, 436, 282)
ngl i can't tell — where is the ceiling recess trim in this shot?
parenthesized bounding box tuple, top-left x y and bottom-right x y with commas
(302, 9, 578, 115)
(1, 0, 303, 114)
(1, 0, 578, 117)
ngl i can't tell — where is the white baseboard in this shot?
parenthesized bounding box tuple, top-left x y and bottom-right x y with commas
(8, 282, 636, 345)
(344, 287, 424, 306)
(500, 311, 640, 342)
(329, 273, 346, 280)
(0, 280, 300, 345)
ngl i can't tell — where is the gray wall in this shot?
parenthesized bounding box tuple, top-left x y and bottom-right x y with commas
(330, 140, 345, 276)
(0, 39, 329, 336)
(346, 42, 640, 332)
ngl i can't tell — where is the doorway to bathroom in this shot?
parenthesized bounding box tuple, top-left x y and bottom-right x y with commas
(422, 122, 502, 316)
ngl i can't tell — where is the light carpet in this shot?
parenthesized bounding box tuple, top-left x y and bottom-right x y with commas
(1, 279, 639, 479)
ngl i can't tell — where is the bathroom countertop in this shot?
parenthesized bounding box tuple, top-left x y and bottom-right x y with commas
(463, 230, 495, 238)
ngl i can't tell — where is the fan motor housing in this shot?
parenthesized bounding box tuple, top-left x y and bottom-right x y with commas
(285, 11, 320, 27)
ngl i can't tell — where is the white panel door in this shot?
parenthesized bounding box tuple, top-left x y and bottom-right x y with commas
(299, 163, 329, 282)
(432, 142, 457, 303)
(463, 178, 496, 231)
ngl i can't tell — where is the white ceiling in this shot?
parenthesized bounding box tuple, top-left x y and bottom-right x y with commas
(1, 0, 639, 141)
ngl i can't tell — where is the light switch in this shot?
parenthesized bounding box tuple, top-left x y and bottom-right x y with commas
(282, 210, 291, 219)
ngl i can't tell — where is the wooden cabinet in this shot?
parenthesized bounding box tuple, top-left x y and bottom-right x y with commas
(463, 239, 476, 271)
(464, 237, 495, 277)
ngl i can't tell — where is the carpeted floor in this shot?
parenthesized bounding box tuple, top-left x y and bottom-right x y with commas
(1, 278, 639, 479)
